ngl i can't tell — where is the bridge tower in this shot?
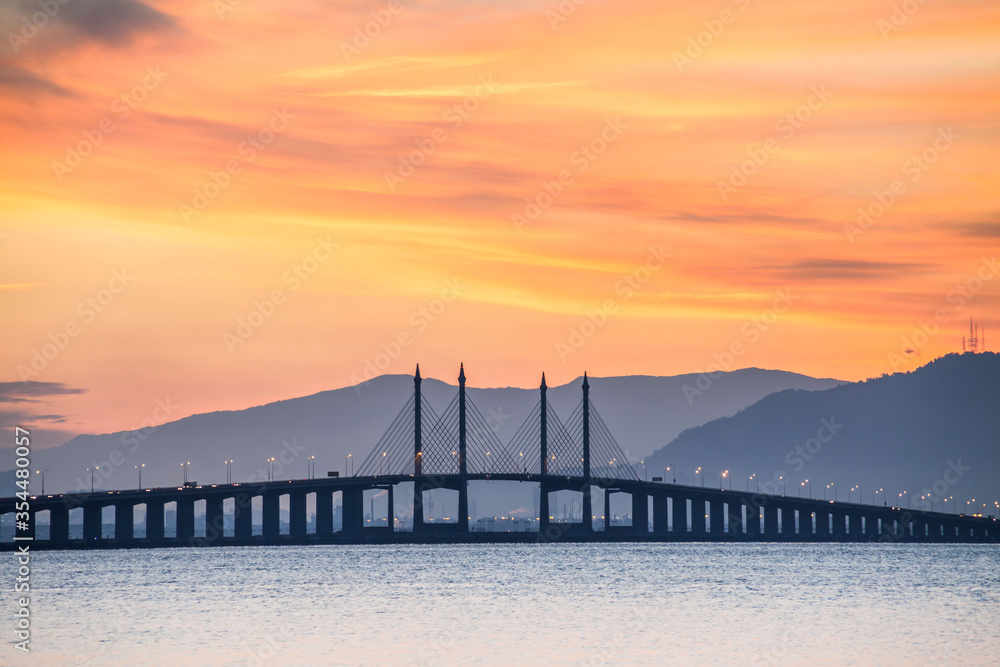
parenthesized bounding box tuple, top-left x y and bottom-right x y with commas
(412, 364, 424, 533)
(539, 373, 549, 532)
(581, 372, 593, 532)
(458, 363, 470, 531)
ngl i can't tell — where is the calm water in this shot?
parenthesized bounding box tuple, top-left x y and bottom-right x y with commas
(7, 543, 999, 666)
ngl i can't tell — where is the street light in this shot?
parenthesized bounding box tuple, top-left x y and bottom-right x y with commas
(36, 469, 49, 494)
(87, 466, 98, 492)
(826, 483, 835, 501)
(307, 455, 315, 479)
(181, 461, 191, 485)
(135, 464, 144, 489)
(721, 470, 728, 489)
(693, 467, 702, 487)
(666, 466, 675, 484)
(347, 454, 353, 477)
(779, 475, 785, 496)
(748, 473, 756, 493)
(225, 459, 234, 484)
(268, 457, 275, 482)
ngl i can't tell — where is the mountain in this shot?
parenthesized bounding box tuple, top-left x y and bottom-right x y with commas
(3, 369, 842, 502)
(646, 353, 1000, 515)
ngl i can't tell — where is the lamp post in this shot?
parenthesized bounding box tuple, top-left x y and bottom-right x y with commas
(36, 469, 49, 494)
(693, 467, 702, 487)
(87, 466, 98, 492)
(225, 459, 233, 484)
(779, 475, 785, 496)
(666, 466, 675, 484)
(135, 464, 144, 490)
(748, 473, 756, 493)
(181, 461, 191, 485)
(346, 454, 353, 477)
(307, 455, 315, 479)
(721, 470, 728, 490)
(268, 457, 275, 482)
(826, 483, 834, 501)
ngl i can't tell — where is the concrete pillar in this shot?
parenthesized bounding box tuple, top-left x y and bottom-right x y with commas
(795, 507, 810, 537)
(632, 491, 648, 534)
(315, 490, 333, 535)
(147, 500, 164, 541)
(115, 502, 133, 542)
(49, 504, 69, 542)
(671, 495, 686, 533)
(83, 503, 102, 541)
(849, 513, 863, 538)
(764, 503, 779, 538)
(654, 493, 669, 534)
(290, 491, 307, 538)
(604, 488, 611, 531)
(386, 485, 395, 531)
(176, 497, 195, 542)
(234, 493, 253, 540)
(729, 502, 743, 536)
(865, 513, 879, 540)
(204, 496, 224, 544)
(710, 499, 725, 535)
(262, 493, 280, 539)
(342, 487, 362, 535)
(833, 512, 847, 538)
(744, 498, 760, 536)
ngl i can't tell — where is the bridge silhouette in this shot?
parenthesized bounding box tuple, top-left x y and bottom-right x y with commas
(2, 365, 996, 550)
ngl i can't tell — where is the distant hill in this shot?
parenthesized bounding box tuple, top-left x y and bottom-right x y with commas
(647, 353, 1000, 514)
(2, 369, 841, 502)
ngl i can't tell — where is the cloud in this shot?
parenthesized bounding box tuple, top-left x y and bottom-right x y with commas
(40, 0, 177, 48)
(0, 408, 71, 429)
(0, 381, 87, 399)
(950, 222, 1000, 238)
(0, 66, 74, 97)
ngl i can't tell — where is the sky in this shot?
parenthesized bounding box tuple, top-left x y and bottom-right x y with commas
(0, 0, 998, 448)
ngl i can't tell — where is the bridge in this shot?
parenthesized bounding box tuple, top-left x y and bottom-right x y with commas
(2, 365, 996, 550)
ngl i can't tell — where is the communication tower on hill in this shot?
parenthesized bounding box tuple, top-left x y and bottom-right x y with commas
(962, 318, 985, 353)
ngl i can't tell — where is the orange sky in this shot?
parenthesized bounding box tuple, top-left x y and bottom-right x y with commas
(1, 0, 998, 447)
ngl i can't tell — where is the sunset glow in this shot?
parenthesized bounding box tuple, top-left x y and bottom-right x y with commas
(1, 0, 998, 446)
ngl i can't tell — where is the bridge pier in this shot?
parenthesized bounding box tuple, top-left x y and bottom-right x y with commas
(147, 500, 164, 541)
(653, 493, 668, 534)
(632, 490, 648, 534)
(815, 508, 830, 538)
(744, 498, 760, 536)
(342, 487, 362, 535)
(728, 501, 742, 537)
(539, 482, 551, 535)
(262, 493, 280, 540)
(49, 504, 69, 543)
(290, 491, 307, 538)
(780, 505, 795, 538)
(115, 502, 133, 542)
(316, 489, 333, 535)
(205, 496, 224, 543)
(234, 494, 253, 540)
(176, 497, 195, 542)
(833, 511, 847, 538)
(83, 503, 102, 541)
